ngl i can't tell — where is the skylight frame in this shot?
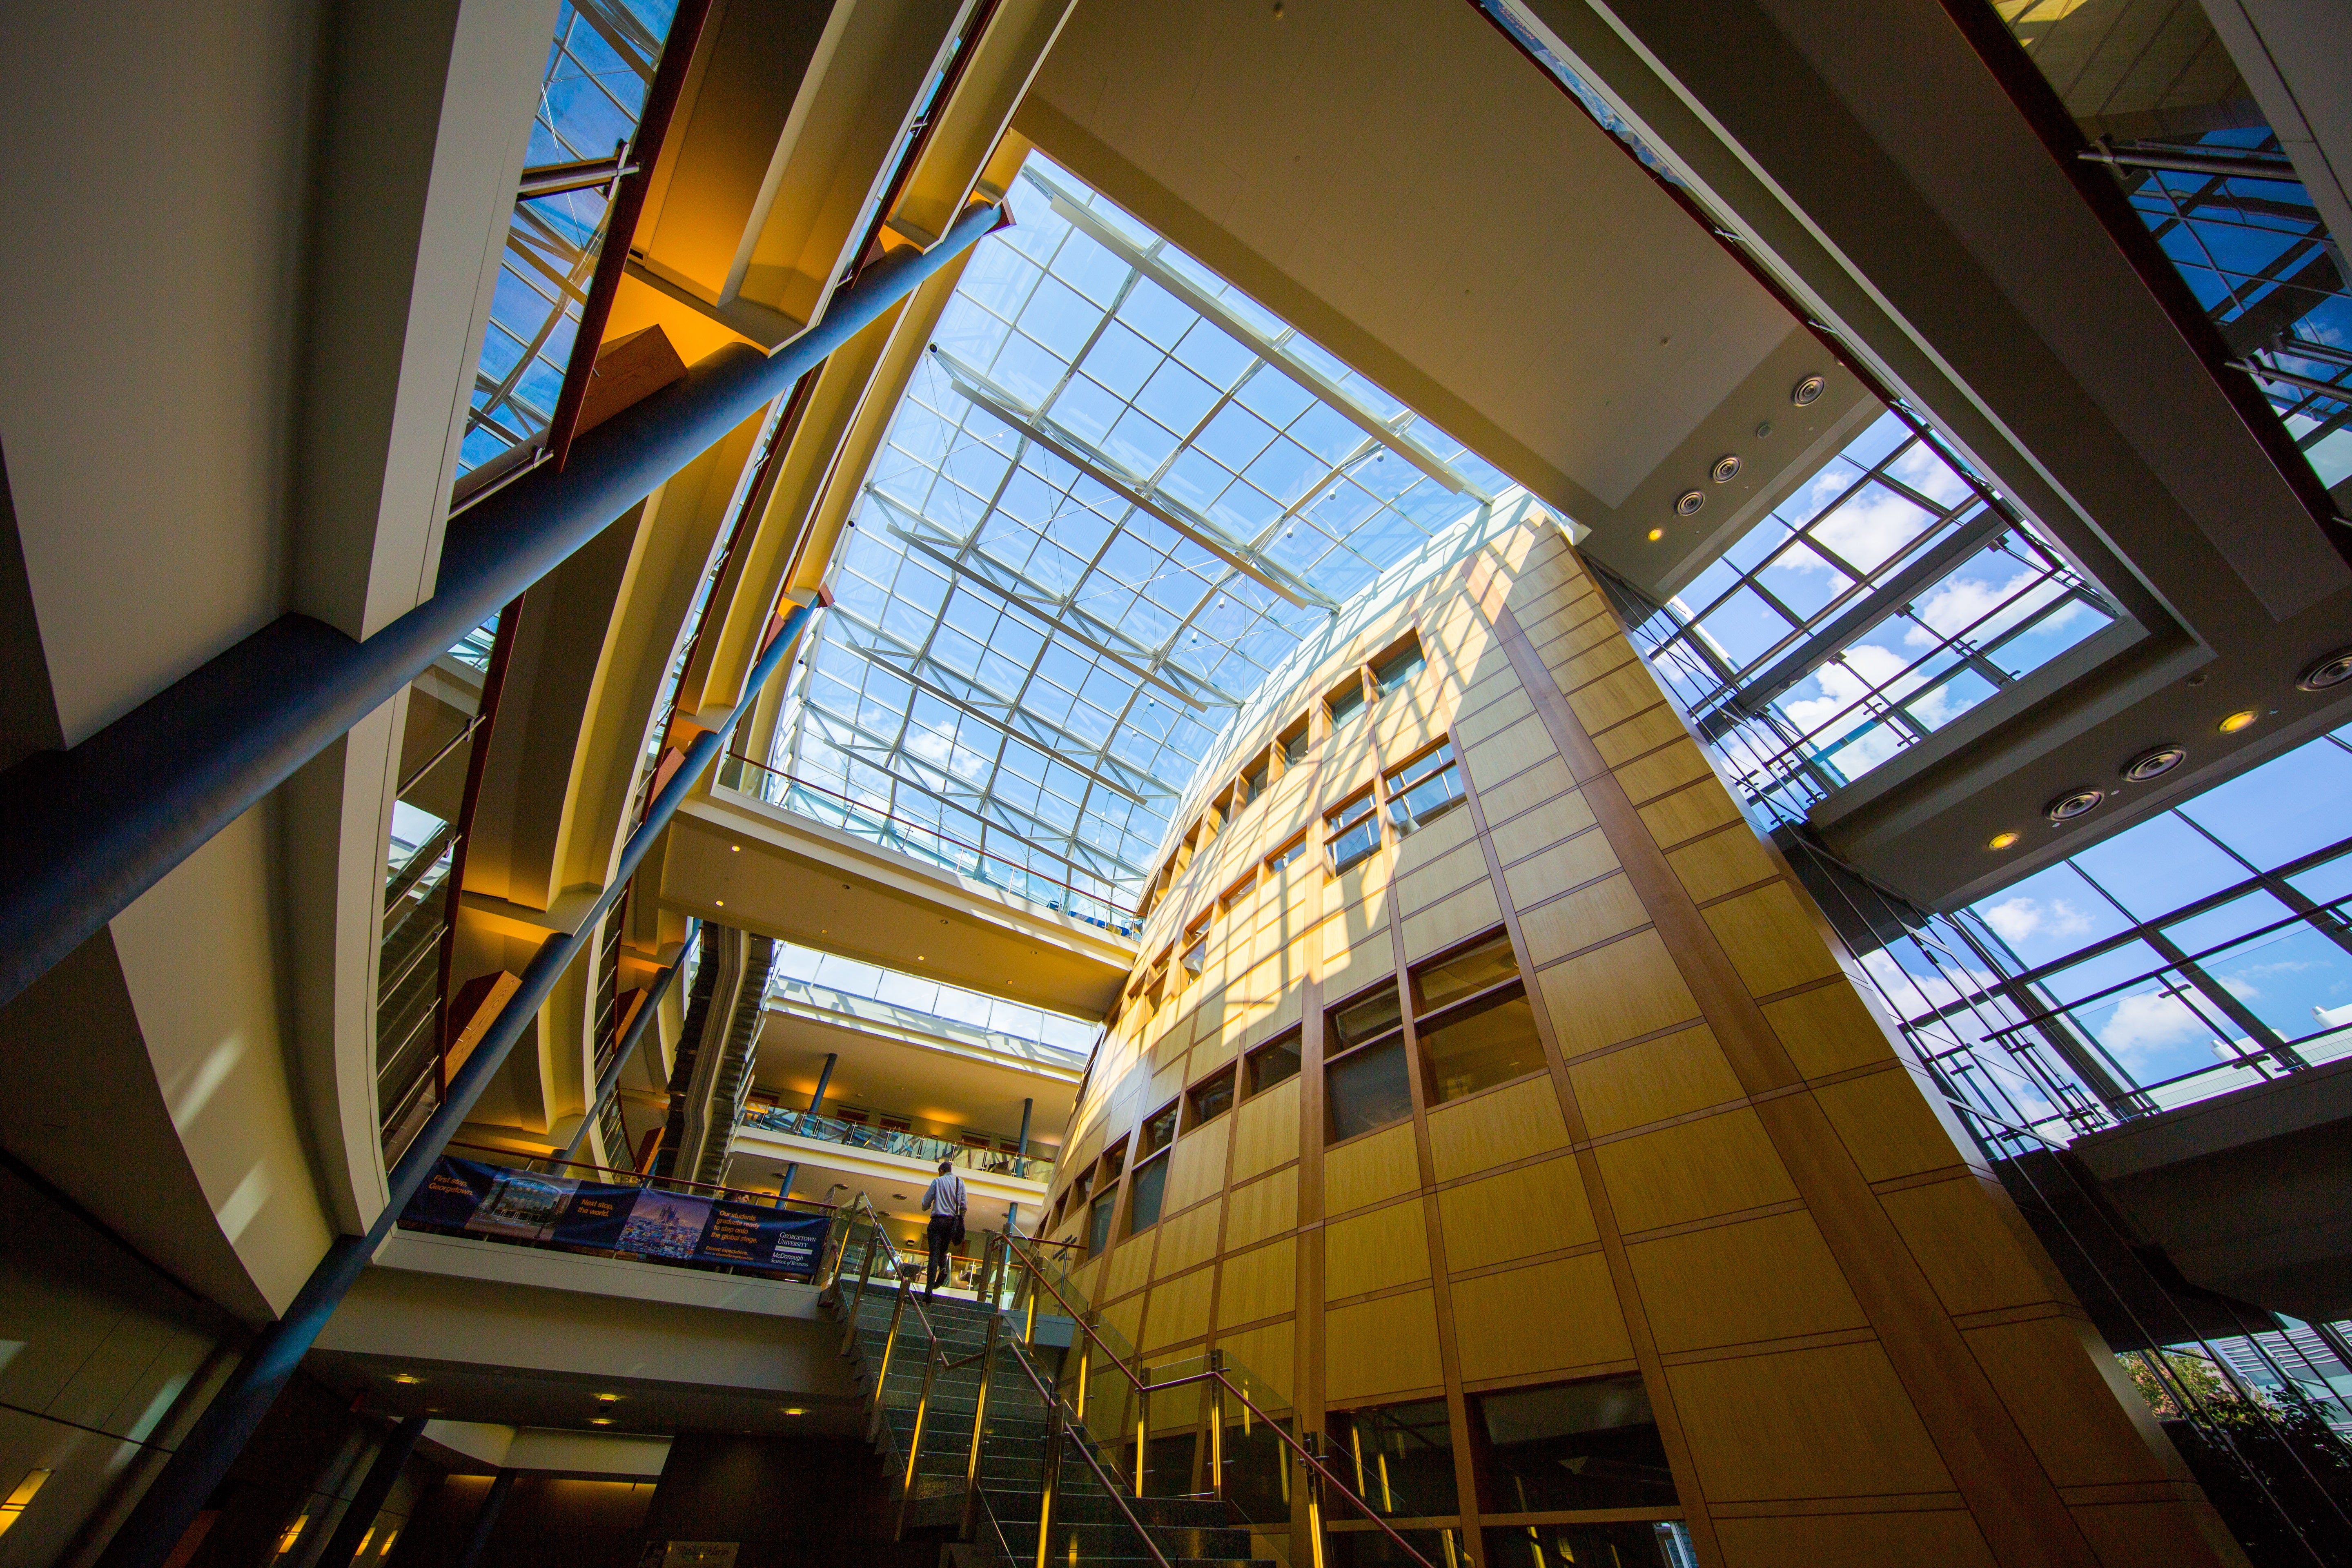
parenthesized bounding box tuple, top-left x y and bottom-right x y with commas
(760, 156, 1501, 927)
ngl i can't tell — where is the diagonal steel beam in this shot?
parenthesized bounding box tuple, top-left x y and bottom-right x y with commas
(931, 349, 1339, 611)
(871, 494, 1237, 709)
(1027, 171, 1483, 501)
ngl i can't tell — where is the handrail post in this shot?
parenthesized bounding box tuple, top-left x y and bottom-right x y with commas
(1207, 1352, 1227, 1502)
(1034, 1401, 1064, 1568)
(959, 1300, 1002, 1539)
(898, 1342, 942, 1541)
(1301, 1430, 1329, 1568)
(841, 1225, 879, 1356)
(877, 1276, 912, 1391)
(1134, 1360, 1151, 1496)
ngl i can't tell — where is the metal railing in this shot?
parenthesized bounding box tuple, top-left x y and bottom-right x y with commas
(768, 972, 1092, 1075)
(721, 753, 1144, 937)
(737, 1104, 1054, 1184)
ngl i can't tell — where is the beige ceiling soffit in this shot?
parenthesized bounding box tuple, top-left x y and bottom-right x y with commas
(931, 349, 1338, 610)
(1010, 94, 1599, 525)
(1026, 173, 1477, 499)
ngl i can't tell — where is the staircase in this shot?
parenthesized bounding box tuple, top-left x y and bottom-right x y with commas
(828, 1266, 1281, 1568)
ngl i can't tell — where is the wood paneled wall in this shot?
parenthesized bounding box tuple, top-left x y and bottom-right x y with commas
(1038, 522, 2244, 1568)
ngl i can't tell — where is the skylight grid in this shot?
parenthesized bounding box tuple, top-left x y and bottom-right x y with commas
(762, 155, 1490, 927)
(1642, 411, 2115, 815)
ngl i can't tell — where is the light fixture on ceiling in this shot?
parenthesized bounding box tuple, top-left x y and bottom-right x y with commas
(715, 899, 725, 906)
(589, 1417, 614, 1426)
(391, 1374, 423, 1385)
(1987, 831, 2020, 851)
(1711, 454, 1741, 484)
(1647, 528, 1664, 542)
(2044, 787, 2103, 823)
(782, 1408, 806, 1417)
(2297, 646, 2352, 691)
(1675, 490, 1705, 517)
(2120, 745, 2185, 783)
(2218, 709, 2259, 733)
(594, 1393, 621, 1404)
(1792, 374, 1826, 406)
(1754, 419, 1774, 439)
(731, 844, 740, 852)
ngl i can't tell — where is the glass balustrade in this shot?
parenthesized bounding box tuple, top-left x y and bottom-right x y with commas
(737, 1105, 1056, 1186)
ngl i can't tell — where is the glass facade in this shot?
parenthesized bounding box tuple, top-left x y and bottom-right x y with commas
(762, 154, 1503, 931)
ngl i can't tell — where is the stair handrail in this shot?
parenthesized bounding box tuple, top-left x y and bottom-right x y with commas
(997, 1229, 1440, 1568)
(977, 1243, 1176, 1568)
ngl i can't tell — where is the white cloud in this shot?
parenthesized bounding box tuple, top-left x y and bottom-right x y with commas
(2097, 991, 2211, 1063)
(1810, 485, 1933, 575)
(1981, 896, 2095, 947)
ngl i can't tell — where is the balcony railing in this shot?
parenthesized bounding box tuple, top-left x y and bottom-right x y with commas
(768, 973, 1090, 1076)
(737, 1105, 1053, 1185)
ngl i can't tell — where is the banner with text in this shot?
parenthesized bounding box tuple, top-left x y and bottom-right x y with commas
(402, 1158, 828, 1278)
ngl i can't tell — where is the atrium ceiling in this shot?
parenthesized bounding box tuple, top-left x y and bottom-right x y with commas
(763, 157, 1509, 918)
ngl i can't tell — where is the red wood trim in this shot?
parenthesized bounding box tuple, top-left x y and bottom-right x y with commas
(547, 0, 719, 470)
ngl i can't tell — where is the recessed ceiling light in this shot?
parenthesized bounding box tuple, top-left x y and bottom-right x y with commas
(2297, 647, 2352, 691)
(1754, 419, 1774, 439)
(731, 844, 741, 852)
(2120, 745, 2185, 783)
(391, 1374, 422, 1385)
(1711, 454, 1741, 484)
(595, 1393, 621, 1403)
(1646, 528, 1664, 542)
(715, 899, 725, 906)
(1987, 831, 2020, 851)
(1675, 490, 1704, 517)
(782, 1408, 806, 1417)
(1792, 374, 1826, 406)
(2218, 710, 2258, 733)
(589, 1418, 613, 1426)
(2044, 787, 2103, 823)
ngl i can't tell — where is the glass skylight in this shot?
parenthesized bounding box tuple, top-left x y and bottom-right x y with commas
(1630, 411, 2117, 818)
(758, 155, 1502, 929)
(768, 943, 1097, 1068)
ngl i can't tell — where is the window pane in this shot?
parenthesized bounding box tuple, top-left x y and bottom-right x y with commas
(1416, 933, 1519, 1012)
(1332, 1399, 1456, 1517)
(2179, 739, 2352, 871)
(2069, 815, 2250, 922)
(2162, 889, 2295, 957)
(1422, 989, 1544, 1103)
(1327, 1038, 1413, 1141)
(1087, 1193, 1115, 1254)
(1374, 639, 1427, 690)
(1330, 815, 1381, 873)
(1477, 1376, 1678, 1511)
(1330, 680, 1368, 728)
(1248, 1036, 1301, 1094)
(1973, 864, 2135, 969)
(2195, 922, 2352, 1047)
(1140, 1103, 1178, 1157)
(1332, 987, 1403, 1049)
(1128, 1154, 1169, 1231)
(1188, 1068, 1235, 1125)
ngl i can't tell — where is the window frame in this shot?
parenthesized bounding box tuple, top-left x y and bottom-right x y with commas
(1325, 785, 1383, 875)
(1384, 739, 1465, 836)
